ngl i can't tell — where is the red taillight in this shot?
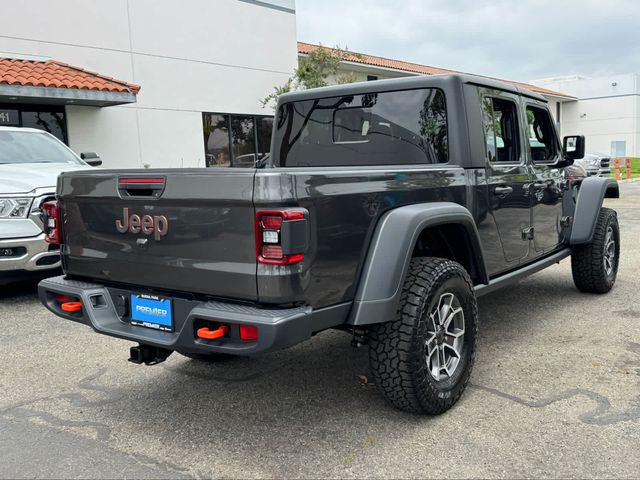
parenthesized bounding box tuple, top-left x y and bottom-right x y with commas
(261, 215, 283, 230)
(262, 245, 284, 259)
(239, 325, 258, 342)
(255, 209, 307, 265)
(41, 200, 60, 245)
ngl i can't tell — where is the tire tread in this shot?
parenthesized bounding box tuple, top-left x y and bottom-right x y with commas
(571, 207, 619, 294)
(368, 257, 477, 414)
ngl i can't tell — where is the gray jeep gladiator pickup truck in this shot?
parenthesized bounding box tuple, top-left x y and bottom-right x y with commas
(39, 74, 620, 414)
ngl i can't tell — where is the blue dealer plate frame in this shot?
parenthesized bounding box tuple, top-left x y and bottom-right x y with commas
(130, 294, 173, 332)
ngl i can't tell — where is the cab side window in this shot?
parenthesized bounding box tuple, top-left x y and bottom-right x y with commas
(482, 97, 520, 163)
(526, 106, 558, 162)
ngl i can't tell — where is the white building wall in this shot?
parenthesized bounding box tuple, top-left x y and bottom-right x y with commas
(533, 74, 640, 157)
(0, 0, 298, 168)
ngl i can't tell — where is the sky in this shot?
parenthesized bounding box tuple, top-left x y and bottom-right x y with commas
(295, 0, 640, 83)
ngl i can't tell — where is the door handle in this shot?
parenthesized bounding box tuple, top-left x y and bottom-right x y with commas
(494, 186, 513, 196)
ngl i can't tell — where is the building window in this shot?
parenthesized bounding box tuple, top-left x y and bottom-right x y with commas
(611, 140, 626, 158)
(367, 75, 378, 81)
(257, 117, 273, 159)
(202, 113, 273, 167)
(0, 104, 68, 144)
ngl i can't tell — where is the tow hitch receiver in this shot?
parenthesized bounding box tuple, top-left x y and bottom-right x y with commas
(128, 344, 172, 365)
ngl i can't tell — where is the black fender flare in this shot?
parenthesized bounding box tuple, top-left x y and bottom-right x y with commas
(570, 177, 619, 245)
(347, 202, 488, 326)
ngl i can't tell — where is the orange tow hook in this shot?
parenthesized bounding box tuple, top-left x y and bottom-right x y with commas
(61, 301, 82, 312)
(196, 325, 229, 340)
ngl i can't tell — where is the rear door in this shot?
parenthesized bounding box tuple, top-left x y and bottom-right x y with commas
(480, 91, 532, 270)
(524, 102, 565, 255)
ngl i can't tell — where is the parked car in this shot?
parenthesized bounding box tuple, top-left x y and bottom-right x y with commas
(574, 152, 612, 177)
(0, 127, 101, 285)
(38, 74, 620, 415)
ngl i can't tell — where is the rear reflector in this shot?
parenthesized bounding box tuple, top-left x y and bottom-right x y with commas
(239, 325, 258, 341)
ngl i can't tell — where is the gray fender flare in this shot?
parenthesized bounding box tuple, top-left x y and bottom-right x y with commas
(570, 177, 619, 245)
(347, 202, 488, 326)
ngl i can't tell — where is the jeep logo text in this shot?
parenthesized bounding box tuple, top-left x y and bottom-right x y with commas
(116, 208, 168, 240)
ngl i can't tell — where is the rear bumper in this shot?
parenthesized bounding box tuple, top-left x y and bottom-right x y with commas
(38, 275, 314, 355)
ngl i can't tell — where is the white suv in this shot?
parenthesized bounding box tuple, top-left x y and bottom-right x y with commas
(0, 127, 99, 284)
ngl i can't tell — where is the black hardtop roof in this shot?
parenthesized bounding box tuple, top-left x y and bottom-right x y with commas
(277, 73, 547, 105)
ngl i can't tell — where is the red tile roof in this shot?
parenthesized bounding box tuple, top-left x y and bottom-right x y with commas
(0, 58, 140, 94)
(298, 42, 572, 99)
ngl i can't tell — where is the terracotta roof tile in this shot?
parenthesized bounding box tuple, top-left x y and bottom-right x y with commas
(297, 42, 572, 99)
(0, 58, 140, 94)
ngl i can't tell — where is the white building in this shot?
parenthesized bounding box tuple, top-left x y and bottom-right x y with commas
(0, 0, 297, 168)
(532, 74, 640, 157)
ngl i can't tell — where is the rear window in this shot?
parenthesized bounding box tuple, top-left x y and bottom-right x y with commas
(273, 88, 448, 167)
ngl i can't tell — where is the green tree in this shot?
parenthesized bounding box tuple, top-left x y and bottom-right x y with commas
(261, 45, 362, 108)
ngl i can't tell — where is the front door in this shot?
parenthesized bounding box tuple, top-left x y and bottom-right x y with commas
(481, 93, 532, 274)
(525, 103, 565, 255)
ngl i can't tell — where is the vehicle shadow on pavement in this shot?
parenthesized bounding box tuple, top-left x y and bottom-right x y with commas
(78, 269, 638, 477)
(0, 280, 40, 301)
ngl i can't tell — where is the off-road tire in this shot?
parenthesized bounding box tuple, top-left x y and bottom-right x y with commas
(571, 207, 619, 294)
(368, 257, 478, 415)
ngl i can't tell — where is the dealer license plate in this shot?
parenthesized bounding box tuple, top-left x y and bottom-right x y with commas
(130, 294, 173, 332)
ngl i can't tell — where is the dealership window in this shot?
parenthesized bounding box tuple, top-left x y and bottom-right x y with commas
(0, 104, 68, 144)
(611, 140, 626, 157)
(202, 113, 273, 167)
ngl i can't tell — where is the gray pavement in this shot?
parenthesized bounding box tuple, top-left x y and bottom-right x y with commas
(1, 183, 639, 479)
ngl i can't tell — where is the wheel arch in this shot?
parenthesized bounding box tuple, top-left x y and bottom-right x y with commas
(347, 202, 488, 326)
(570, 177, 619, 245)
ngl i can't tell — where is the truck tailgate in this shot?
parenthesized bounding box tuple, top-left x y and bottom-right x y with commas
(58, 169, 257, 301)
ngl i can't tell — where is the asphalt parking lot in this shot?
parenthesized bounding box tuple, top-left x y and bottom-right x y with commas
(1, 182, 639, 479)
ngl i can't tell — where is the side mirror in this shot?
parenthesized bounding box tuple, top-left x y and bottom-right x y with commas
(563, 135, 585, 160)
(80, 152, 102, 167)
